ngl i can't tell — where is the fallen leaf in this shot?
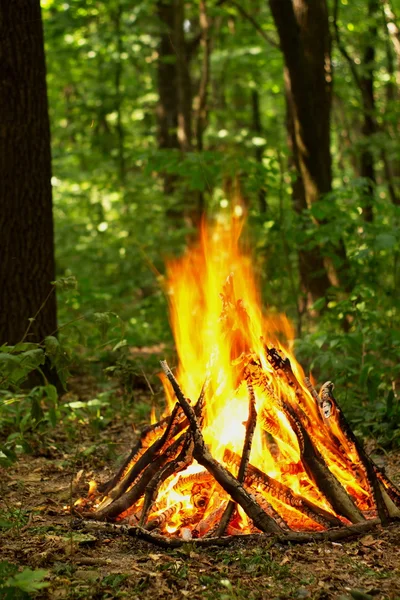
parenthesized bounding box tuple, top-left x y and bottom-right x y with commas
(360, 535, 376, 547)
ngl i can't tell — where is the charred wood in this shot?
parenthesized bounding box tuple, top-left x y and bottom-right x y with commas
(160, 360, 283, 534)
(216, 381, 257, 536)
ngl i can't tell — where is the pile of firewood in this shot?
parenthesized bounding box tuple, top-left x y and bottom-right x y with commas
(76, 346, 400, 547)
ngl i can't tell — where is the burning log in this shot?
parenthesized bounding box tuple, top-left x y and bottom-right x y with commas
(317, 381, 392, 524)
(77, 353, 400, 539)
(281, 399, 365, 523)
(223, 449, 342, 529)
(92, 431, 187, 521)
(74, 518, 384, 549)
(138, 435, 194, 527)
(97, 414, 173, 495)
(216, 381, 257, 536)
(160, 360, 283, 534)
(77, 357, 400, 537)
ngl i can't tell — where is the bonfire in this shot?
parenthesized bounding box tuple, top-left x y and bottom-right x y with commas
(75, 216, 400, 545)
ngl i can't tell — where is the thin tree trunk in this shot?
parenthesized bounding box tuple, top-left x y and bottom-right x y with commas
(251, 89, 267, 213)
(193, 0, 212, 219)
(334, 0, 399, 210)
(0, 0, 57, 344)
(382, 0, 400, 85)
(270, 0, 333, 205)
(195, 0, 211, 152)
(284, 76, 334, 307)
(359, 0, 379, 222)
(174, 0, 192, 152)
(382, 1, 400, 204)
(156, 0, 179, 194)
(113, 1, 126, 186)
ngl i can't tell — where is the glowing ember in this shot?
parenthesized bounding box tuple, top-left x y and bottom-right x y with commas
(75, 216, 400, 538)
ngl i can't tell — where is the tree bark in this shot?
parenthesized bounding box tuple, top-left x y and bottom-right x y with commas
(0, 0, 57, 344)
(251, 89, 267, 213)
(382, 0, 400, 86)
(156, 0, 180, 194)
(334, 0, 400, 213)
(359, 0, 379, 222)
(113, 1, 126, 187)
(174, 0, 192, 152)
(270, 0, 332, 206)
(270, 0, 347, 305)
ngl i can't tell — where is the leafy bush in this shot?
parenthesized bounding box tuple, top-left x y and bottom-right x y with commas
(0, 562, 49, 599)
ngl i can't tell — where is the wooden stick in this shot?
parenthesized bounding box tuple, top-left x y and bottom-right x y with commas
(216, 381, 258, 536)
(139, 435, 194, 527)
(160, 360, 282, 534)
(93, 432, 186, 521)
(224, 449, 342, 529)
(319, 382, 391, 524)
(265, 347, 318, 426)
(282, 400, 365, 524)
(76, 517, 385, 549)
(139, 372, 211, 526)
(246, 354, 365, 524)
(374, 466, 400, 508)
(106, 404, 185, 503)
(98, 415, 172, 495)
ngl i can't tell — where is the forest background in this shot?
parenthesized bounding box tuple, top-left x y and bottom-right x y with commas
(1, 0, 400, 492)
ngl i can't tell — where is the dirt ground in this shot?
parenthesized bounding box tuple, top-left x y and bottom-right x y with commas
(1, 409, 400, 600)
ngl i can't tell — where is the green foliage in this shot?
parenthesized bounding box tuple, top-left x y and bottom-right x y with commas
(1, 0, 399, 457)
(0, 562, 49, 599)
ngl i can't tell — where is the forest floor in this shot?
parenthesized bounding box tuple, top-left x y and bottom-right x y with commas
(1, 374, 400, 600)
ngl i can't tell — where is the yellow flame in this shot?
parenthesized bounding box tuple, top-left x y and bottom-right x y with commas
(78, 215, 374, 536)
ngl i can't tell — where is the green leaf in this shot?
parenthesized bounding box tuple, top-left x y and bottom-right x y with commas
(112, 339, 128, 352)
(44, 336, 60, 357)
(31, 397, 44, 422)
(373, 233, 397, 250)
(66, 401, 86, 410)
(44, 384, 58, 404)
(5, 568, 49, 592)
(19, 349, 45, 371)
(0, 353, 22, 374)
(312, 298, 326, 312)
(52, 275, 77, 290)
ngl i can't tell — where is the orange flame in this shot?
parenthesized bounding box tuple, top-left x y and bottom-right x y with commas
(142, 214, 371, 534)
(81, 214, 374, 536)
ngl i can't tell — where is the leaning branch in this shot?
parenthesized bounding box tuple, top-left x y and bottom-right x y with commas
(217, 0, 280, 49)
(160, 360, 282, 534)
(216, 382, 258, 536)
(332, 0, 363, 91)
(76, 518, 384, 549)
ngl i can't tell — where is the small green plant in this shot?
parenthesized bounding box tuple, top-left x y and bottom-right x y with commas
(0, 506, 29, 534)
(0, 561, 49, 599)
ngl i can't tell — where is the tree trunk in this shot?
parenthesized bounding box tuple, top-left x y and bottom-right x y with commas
(270, 0, 346, 305)
(270, 0, 332, 206)
(156, 0, 180, 194)
(0, 0, 57, 345)
(174, 0, 193, 152)
(382, 0, 400, 205)
(359, 0, 379, 222)
(251, 89, 267, 213)
(334, 0, 399, 210)
(113, 1, 126, 187)
(382, 0, 400, 86)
